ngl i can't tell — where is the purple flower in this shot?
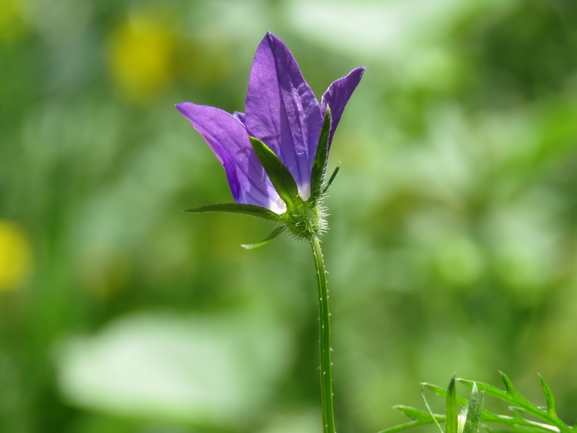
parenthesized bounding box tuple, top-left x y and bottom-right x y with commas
(176, 32, 364, 215)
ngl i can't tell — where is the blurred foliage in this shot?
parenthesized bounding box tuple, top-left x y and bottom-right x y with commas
(382, 373, 571, 433)
(1, 0, 577, 432)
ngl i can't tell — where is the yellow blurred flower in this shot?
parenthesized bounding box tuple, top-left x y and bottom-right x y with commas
(107, 8, 175, 104)
(0, 221, 32, 291)
(0, 0, 27, 41)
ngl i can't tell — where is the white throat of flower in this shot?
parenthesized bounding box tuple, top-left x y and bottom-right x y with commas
(269, 197, 287, 214)
(299, 182, 310, 201)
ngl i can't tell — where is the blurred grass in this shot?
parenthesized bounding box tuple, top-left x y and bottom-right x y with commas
(1, 0, 577, 432)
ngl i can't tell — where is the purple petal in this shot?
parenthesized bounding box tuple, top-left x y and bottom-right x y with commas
(245, 32, 323, 200)
(176, 102, 286, 214)
(233, 111, 246, 125)
(321, 67, 365, 148)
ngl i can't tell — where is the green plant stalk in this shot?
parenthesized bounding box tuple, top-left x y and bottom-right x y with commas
(311, 235, 336, 433)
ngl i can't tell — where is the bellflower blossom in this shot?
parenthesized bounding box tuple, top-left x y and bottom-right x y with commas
(176, 33, 364, 433)
(176, 32, 363, 241)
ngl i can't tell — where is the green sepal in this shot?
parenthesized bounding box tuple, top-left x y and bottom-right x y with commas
(322, 162, 341, 194)
(184, 203, 281, 222)
(241, 225, 286, 250)
(446, 373, 458, 433)
(249, 137, 301, 210)
(310, 106, 331, 202)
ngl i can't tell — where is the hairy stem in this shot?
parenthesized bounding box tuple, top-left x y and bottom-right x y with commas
(311, 236, 336, 433)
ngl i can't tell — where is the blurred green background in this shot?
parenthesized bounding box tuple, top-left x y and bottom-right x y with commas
(2, 0, 577, 432)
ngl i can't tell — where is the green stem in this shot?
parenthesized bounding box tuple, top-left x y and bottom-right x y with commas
(311, 235, 336, 433)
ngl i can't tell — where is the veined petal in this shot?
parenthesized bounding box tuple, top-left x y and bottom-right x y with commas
(245, 32, 323, 200)
(176, 102, 286, 214)
(321, 67, 365, 148)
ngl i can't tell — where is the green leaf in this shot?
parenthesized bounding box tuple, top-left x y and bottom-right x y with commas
(386, 375, 570, 433)
(463, 383, 484, 433)
(310, 107, 331, 202)
(422, 388, 445, 433)
(422, 383, 452, 400)
(184, 203, 281, 222)
(249, 137, 301, 209)
(458, 405, 468, 433)
(500, 372, 523, 399)
(395, 405, 435, 421)
(379, 407, 447, 433)
(447, 374, 458, 433)
(322, 161, 341, 194)
(459, 376, 570, 433)
(241, 226, 286, 250)
(539, 375, 557, 416)
(378, 420, 436, 433)
(458, 378, 509, 402)
(460, 374, 529, 407)
(423, 381, 505, 425)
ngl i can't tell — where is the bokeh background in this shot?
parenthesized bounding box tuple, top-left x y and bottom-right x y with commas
(2, 0, 577, 432)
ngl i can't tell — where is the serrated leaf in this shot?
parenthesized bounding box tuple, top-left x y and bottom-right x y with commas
(500, 372, 523, 399)
(447, 374, 459, 433)
(461, 374, 532, 409)
(460, 377, 570, 433)
(241, 225, 286, 250)
(423, 381, 500, 423)
(463, 383, 484, 433)
(459, 378, 509, 402)
(310, 107, 331, 202)
(184, 203, 282, 221)
(383, 375, 571, 433)
(249, 137, 301, 210)
(539, 375, 557, 416)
